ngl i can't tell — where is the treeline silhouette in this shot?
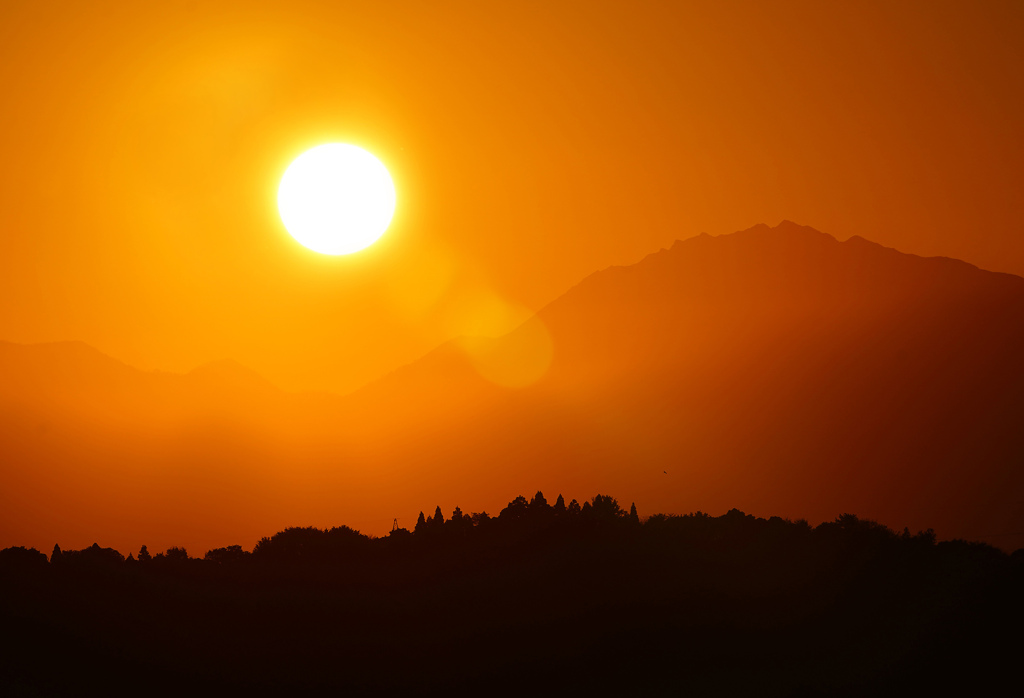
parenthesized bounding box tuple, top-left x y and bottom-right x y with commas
(2, 492, 1022, 696)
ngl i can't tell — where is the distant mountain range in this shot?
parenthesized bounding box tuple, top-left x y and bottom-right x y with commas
(3, 222, 1022, 553)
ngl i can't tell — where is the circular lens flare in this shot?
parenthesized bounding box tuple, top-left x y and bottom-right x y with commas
(277, 144, 396, 255)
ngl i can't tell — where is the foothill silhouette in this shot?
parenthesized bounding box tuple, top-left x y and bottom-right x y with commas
(2, 491, 1021, 695)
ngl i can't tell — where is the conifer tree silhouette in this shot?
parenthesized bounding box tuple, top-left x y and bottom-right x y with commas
(554, 494, 566, 515)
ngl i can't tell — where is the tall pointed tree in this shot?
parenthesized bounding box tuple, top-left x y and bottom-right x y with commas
(554, 494, 566, 515)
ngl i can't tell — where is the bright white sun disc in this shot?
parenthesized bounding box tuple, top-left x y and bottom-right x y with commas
(277, 144, 396, 255)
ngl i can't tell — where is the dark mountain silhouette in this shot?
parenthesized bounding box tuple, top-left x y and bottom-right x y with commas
(335, 221, 1024, 548)
(2, 221, 1023, 554)
(2, 493, 1021, 695)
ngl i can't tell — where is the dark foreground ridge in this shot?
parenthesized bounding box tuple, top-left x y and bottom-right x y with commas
(2, 493, 1022, 696)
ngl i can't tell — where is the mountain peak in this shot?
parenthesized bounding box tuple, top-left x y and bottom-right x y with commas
(735, 220, 834, 241)
(844, 234, 883, 248)
(668, 221, 834, 252)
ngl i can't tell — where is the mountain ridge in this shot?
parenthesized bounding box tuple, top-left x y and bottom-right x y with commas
(3, 220, 1022, 401)
(2, 221, 1023, 554)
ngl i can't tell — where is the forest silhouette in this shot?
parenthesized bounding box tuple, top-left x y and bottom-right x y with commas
(2, 491, 1021, 696)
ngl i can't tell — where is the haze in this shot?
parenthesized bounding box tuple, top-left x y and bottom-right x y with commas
(2, 1, 1024, 394)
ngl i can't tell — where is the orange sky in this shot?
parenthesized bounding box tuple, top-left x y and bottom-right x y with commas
(2, 0, 1023, 393)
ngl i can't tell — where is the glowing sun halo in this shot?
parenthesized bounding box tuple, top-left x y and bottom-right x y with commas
(277, 144, 396, 255)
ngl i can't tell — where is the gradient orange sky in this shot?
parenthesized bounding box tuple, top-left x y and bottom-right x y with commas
(2, 0, 1022, 393)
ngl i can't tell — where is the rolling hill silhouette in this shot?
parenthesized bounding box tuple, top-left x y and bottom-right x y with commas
(2, 221, 1022, 553)
(3, 494, 1021, 695)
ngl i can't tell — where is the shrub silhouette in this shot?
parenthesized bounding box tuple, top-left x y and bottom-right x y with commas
(0, 546, 48, 573)
(252, 526, 366, 563)
(499, 494, 529, 521)
(204, 544, 249, 564)
(51, 542, 125, 568)
(590, 494, 623, 520)
(529, 490, 548, 511)
(154, 546, 189, 563)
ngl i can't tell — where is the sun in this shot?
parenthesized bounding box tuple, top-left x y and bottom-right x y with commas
(277, 144, 396, 255)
